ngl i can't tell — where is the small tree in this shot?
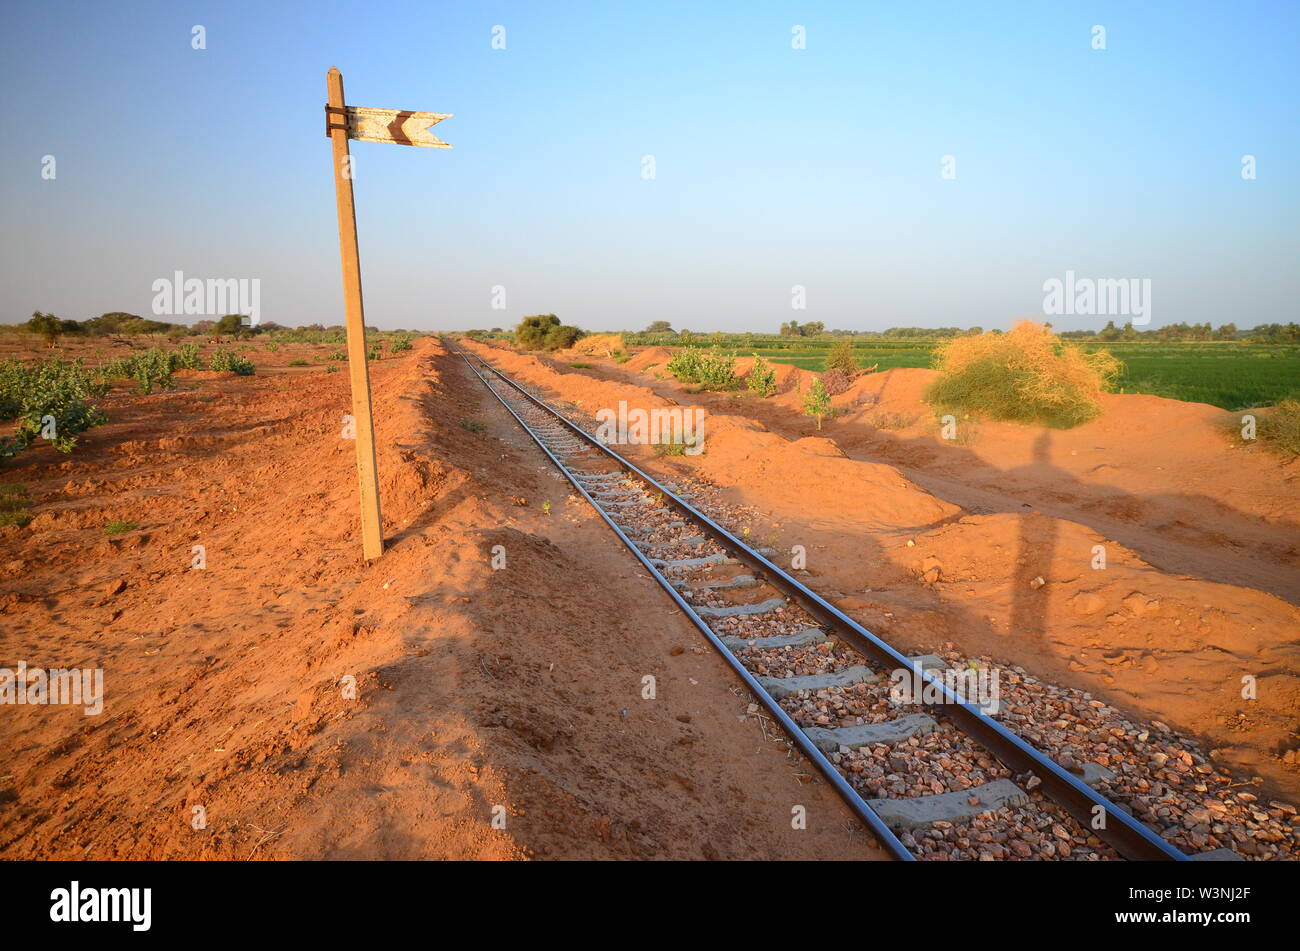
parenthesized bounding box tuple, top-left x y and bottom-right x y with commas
(746, 354, 777, 397)
(803, 378, 834, 429)
(26, 312, 70, 348)
(645, 320, 673, 334)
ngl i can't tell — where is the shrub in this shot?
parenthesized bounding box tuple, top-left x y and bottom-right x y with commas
(0, 359, 109, 458)
(1257, 399, 1300, 455)
(746, 354, 777, 397)
(265, 341, 280, 353)
(825, 339, 860, 376)
(666, 348, 703, 383)
(174, 343, 202, 370)
(99, 349, 175, 394)
(1228, 398, 1300, 457)
(803, 378, 834, 430)
(515, 314, 583, 351)
(925, 321, 1120, 429)
(654, 435, 700, 456)
(328, 350, 347, 361)
(390, 336, 413, 353)
(208, 349, 255, 375)
(696, 350, 738, 391)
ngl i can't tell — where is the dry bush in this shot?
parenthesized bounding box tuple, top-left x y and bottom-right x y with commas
(819, 369, 853, 395)
(926, 321, 1119, 428)
(572, 333, 626, 356)
(1225, 398, 1300, 457)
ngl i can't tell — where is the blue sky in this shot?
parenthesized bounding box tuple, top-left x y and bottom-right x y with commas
(1, 0, 1296, 332)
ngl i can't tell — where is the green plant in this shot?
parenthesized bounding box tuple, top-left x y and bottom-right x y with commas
(288, 359, 309, 366)
(925, 322, 1119, 428)
(803, 378, 834, 430)
(390, 337, 413, 353)
(0, 359, 109, 458)
(1227, 398, 1300, 457)
(541, 500, 552, 514)
(696, 350, 738, 391)
(0, 484, 32, 527)
(666, 348, 703, 382)
(326, 365, 339, 374)
(612, 349, 631, 364)
(265, 341, 280, 353)
(515, 314, 582, 351)
(174, 343, 202, 370)
(104, 520, 140, 535)
(208, 349, 255, 375)
(460, 420, 486, 432)
(653, 435, 700, 456)
(825, 339, 860, 376)
(328, 350, 347, 361)
(746, 354, 777, 397)
(570, 362, 592, 369)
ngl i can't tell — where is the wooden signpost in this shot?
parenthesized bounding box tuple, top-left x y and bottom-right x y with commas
(324, 67, 452, 561)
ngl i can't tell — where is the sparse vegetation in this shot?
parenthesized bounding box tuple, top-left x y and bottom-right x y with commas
(825, 339, 861, 376)
(0, 358, 109, 459)
(668, 348, 737, 390)
(288, 359, 309, 366)
(654, 435, 700, 456)
(208, 349, 255, 375)
(569, 362, 592, 369)
(104, 520, 140, 535)
(0, 484, 33, 527)
(746, 354, 777, 397)
(1228, 399, 1300, 457)
(460, 420, 486, 432)
(803, 378, 834, 429)
(925, 321, 1120, 429)
(390, 337, 413, 353)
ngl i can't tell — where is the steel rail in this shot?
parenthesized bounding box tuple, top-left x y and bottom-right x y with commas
(460, 350, 915, 860)
(459, 345, 1188, 861)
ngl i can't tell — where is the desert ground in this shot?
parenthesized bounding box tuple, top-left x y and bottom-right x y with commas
(1, 332, 1297, 859)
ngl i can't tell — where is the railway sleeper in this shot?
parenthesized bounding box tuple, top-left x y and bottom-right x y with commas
(758, 664, 879, 699)
(866, 778, 1030, 831)
(803, 713, 941, 754)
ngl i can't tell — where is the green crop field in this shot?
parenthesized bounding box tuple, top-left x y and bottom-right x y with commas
(674, 339, 1299, 411)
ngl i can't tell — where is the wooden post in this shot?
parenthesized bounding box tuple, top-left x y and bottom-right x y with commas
(326, 67, 384, 561)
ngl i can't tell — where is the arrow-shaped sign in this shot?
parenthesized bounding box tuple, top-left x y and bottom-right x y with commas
(331, 105, 453, 149)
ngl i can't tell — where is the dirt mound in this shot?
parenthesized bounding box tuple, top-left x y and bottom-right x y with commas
(624, 346, 673, 371)
(903, 512, 1300, 788)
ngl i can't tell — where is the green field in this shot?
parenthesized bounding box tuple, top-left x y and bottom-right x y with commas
(746, 342, 1300, 411)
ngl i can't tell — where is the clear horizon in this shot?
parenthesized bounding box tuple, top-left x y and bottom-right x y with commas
(2, 0, 1296, 334)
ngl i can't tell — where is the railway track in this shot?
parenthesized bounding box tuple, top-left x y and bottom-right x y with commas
(458, 347, 1206, 861)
